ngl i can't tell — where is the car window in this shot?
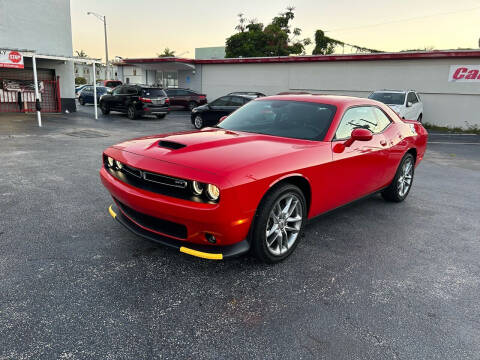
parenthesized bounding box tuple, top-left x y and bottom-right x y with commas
(126, 87, 138, 95)
(141, 88, 167, 97)
(211, 96, 231, 106)
(369, 92, 406, 105)
(112, 86, 123, 95)
(229, 96, 246, 106)
(335, 106, 378, 139)
(372, 108, 392, 133)
(177, 90, 191, 96)
(407, 92, 418, 104)
(166, 89, 178, 96)
(218, 100, 337, 141)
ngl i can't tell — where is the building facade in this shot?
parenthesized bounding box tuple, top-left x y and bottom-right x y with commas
(0, 0, 76, 112)
(121, 50, 480, 129)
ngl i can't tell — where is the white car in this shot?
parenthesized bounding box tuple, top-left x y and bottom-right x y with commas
(368, 90, 423, 122)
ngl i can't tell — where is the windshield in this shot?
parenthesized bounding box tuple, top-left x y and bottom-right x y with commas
(369, 92, 405, 105)
(218, 100, 337, 141)
(141, 88, 167, 98)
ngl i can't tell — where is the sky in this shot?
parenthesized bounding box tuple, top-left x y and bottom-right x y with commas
(71, 0, 480, 60)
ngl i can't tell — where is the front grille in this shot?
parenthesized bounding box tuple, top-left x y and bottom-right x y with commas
(115, 198, 187, 239)
(103, 155, 215, 203)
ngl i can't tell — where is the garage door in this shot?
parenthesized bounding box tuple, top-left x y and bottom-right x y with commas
(0, 68, 60, 113)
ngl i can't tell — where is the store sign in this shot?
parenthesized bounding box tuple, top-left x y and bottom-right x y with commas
(449, 65, 480, 82)
(0, 50, 24, 69)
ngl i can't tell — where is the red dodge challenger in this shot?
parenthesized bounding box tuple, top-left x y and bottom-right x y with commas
(100, 95, 428, 263)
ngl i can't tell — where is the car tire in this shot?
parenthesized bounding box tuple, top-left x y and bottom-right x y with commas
(250, 184, 307, 264)
(187, 101, 198, 111)
(78, 97, 85, 106)
(193, 115, 204, 129)
(127, 105, 138, 120)
(417, 114, 423, 123)
(100, 102, 110, 115)
(381, 153, 415, 202)
(156, 114, 166, 119)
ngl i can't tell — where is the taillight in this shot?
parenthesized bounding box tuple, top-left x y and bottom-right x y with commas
(165, 98, 170, 105)
(139, 97, 152, 103)
(199, 95, 206, 100)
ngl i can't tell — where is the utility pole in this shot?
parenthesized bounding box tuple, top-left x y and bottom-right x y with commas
(87, 12, 109, 80)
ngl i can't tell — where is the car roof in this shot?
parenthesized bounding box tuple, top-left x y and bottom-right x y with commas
(372, 89, 418, 93)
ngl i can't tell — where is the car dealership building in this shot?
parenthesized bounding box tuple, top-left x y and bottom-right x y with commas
(120, 50, 480, 129)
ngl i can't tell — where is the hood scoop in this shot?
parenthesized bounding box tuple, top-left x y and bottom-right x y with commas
(158, 140, 187, 150)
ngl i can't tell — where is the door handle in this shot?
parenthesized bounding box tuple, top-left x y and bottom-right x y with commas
(380, 140, 387, 146)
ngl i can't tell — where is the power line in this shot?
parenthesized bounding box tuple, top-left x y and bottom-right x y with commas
(325, 6, 480, 33)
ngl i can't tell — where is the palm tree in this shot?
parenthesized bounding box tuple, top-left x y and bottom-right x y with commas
(157, 48, 176, 57)
(75, 50, 88, 58)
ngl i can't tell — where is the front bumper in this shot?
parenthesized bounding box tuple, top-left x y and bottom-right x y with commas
(108, 204, 250, 260)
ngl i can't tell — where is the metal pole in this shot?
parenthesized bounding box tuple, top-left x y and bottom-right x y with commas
(93, 61, 98, 120)
(104, 16, 109, 80)
(32, 55, 42, 127)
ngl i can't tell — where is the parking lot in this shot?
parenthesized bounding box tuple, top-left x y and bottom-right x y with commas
(1, 106, 479, 359)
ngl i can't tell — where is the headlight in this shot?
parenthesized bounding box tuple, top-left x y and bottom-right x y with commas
(206, 184, 220, 201)
(192, 181, 204, 195)
(107, 156, 115, 168)
(115, 160, 123, 169)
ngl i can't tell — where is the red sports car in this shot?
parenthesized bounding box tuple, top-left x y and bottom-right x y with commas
(100, 95, 428, 263)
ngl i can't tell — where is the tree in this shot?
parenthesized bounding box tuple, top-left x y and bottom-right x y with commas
(75, 76, 87, 85)
(157, 48, 176, 57)
(75, 50, 88, 58)
(312, 30, 341, 55)
(225, 7, 311, 58)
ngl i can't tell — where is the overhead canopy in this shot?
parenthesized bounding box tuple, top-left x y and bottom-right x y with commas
(120, 57, 195, 71)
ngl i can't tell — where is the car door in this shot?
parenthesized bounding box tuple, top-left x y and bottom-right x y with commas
(176, 89, 191, 107)
(227, 95, 247, 114)
(405, 92, 419, 120)
(328, 106, 390, 208)
(166, 89, 179, 106)
(109, 86, 125, 110)
(205, 96, 233, 123)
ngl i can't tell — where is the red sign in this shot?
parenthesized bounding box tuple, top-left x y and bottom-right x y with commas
(449, 65, 480, 82)
(0, 50, 24, 69)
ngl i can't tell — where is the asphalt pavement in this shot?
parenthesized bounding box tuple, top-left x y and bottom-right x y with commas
(0, 105, 479, 359)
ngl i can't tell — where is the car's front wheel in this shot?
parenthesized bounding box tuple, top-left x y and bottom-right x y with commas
(78, 97, 85, 106)
(100, 102, 110, 115)
(382, 152, 415, 202)
(251, 184, 307, 263)
(193, 115, 204, 129)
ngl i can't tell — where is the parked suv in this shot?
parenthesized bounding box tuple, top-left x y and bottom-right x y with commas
(165, 88, 207, 110)
(97, 80, 123, 88)
(99, 85, 170, 119)
(369, 90, 424, 122)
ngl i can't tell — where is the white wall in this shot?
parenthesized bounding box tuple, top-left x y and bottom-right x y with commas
(201, 58, 480, 128)
(0, 0, 73, 57)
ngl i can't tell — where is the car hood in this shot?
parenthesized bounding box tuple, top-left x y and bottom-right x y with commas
(112, 128, 317, 176)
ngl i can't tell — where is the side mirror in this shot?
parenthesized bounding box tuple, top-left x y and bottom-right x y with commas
(407, 101, 413, 107)
(107, 88, 113, 94)
(344, 128, 373, 147)
(219, 115, 227, 122)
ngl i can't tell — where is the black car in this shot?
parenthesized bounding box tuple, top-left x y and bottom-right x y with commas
(227, 91, 266, 97)
(190, 94, 259, 129)
(99, 85, 170, 119)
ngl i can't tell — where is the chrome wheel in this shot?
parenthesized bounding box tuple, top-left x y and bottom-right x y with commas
(194, 115, 203, 129)
(265, 193, 303, 256)
(397, 158, 413, 197)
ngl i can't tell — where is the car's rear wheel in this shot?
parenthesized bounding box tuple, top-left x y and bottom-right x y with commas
(100, 102, 110, 115)
(382, 153, 415, 202)
(78, 97, 85, 106)
(193, 115, 204, 129)
(251, 184, 307, 263)
(127, 105, 138, 120)
(187, 101, 197, 111)
(156, 114, 166, 119)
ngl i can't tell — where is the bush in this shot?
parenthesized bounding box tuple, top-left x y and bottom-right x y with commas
(75, 77, 87, 85)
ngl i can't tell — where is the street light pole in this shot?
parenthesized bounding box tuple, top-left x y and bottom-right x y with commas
(87, 11, 109, 80)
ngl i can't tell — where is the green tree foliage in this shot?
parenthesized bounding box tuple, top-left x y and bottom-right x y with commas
(312, 30, 342, 55)
(157, 48, 176, 57)
(225, 7, 311, 58)
(75, 50, 88, 58)
(75, 76, 87, 85)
